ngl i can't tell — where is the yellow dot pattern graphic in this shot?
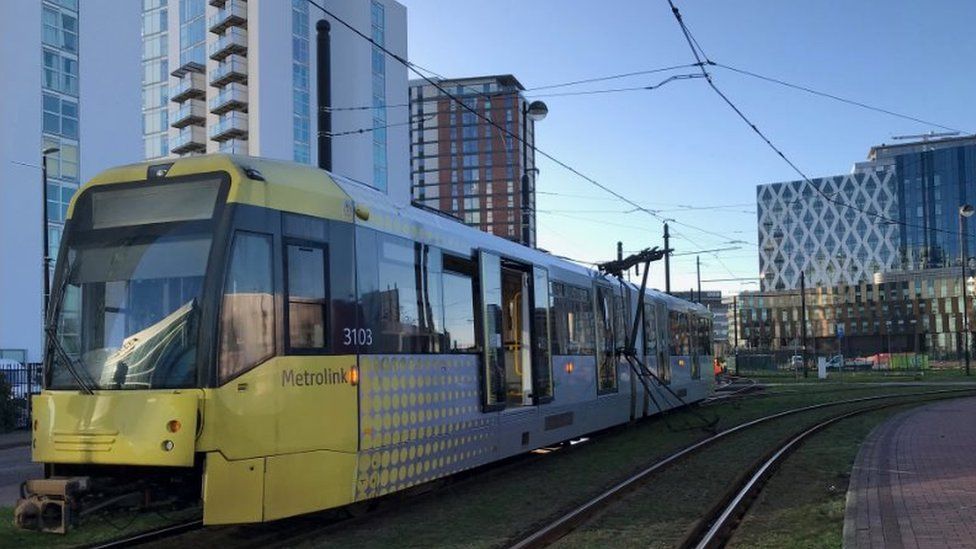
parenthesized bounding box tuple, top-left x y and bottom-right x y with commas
(355, 355, 495, 500)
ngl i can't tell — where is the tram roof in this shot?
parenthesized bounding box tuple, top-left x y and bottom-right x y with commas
(79, 154, 705, 313)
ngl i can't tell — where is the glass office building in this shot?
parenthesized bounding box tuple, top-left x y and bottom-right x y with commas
(888, 141, 976, 270)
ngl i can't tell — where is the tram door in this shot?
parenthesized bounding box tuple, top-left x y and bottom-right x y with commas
(501, 263, 532, 406)
(479, 250, 539, 409)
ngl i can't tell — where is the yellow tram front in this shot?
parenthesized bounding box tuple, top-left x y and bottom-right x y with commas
(21, 155, 363, 531)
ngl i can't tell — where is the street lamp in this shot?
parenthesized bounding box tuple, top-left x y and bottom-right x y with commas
(959, 203, 974, 375)
(520, 99, 547, 246)
(41, 146, 59, 320)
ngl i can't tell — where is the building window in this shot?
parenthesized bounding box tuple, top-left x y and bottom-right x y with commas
(42, 49, 78, 96)
(142, 0, 168, 159)
(42, 6, 78, 53)
(370, 1, 388, 191)
(42, 137, 79, 182)
(178, 0, 206, 69)
(42, 94, 78, 139)
(292, 0, 311, 163)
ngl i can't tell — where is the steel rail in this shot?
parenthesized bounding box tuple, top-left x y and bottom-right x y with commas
(85, 518, 202, 549)
(692, 390, 973, 548)
(507, 387, 976, 549)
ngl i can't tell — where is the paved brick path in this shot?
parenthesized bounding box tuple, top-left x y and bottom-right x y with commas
(844, 396, 976, 548)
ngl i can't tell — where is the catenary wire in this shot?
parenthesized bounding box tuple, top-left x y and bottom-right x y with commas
(666, 0, 976, 243)
(321, 64, 705, 112)
(303, 0, 699, 236)
(712, 62, 965, 134)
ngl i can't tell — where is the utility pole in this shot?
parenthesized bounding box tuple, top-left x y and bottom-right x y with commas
(316, 20, 332, 171)
(696, 255, 701, 303)
(800, 270, 808, 378)
(41, 154, 52, 319)
(959, 205, 973, 376)
(664, 222, 671, 294)
(733, 295, 739, 376)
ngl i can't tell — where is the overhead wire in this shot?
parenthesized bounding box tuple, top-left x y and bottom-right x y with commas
(666, 0, 976, 243)
(712, 62, 964, 134)
(303, 0, 692, 236)
(322, 64, 706, 112)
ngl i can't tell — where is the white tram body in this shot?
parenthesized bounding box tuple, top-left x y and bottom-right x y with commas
(29, 156, 713, 526)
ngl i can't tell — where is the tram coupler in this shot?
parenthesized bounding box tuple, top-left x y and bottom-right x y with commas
(14, 477, 90, 534)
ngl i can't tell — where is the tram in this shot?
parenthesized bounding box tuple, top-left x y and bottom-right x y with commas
(16, 155, 713, 531)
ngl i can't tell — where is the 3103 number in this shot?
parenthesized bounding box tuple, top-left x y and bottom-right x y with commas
(343, 328, 372, 346)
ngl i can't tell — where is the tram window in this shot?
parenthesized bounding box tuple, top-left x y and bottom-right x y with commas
(669, 310, 685, 355)
(442, 260, 477, 352)
(643, 303, 657, 355)
(699, 317, 712, 356)
(551, 282, 594, 355)
(219, 231, 274, 382)
(531, 266, 553, 402)
(357, 228, 441, 353)
(283, 212, 327, 242)
(613, 294, 627, 349)
(595, 286, 617, 394)
(285, 244, 328, 351)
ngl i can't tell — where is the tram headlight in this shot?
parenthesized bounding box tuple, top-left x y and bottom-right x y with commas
(167, 419, 182, 433)
(162, 440, 175, 452)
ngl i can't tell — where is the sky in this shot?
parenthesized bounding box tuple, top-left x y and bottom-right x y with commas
(397, 0, 976, 296)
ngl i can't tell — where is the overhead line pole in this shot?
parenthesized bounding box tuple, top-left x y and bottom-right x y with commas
(800, 270, 808, 378)
(664, 223, 672, 294)
(733, 295, 739, 375)
(696, 255, 701, 303)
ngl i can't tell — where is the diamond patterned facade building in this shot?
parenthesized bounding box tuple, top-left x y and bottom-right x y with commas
(758, 136, 976, 292)
(736, 136, 976, 361)
(757, 170, 899, 291)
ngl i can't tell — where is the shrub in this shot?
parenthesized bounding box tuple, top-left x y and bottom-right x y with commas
(0, 376, 17, 432)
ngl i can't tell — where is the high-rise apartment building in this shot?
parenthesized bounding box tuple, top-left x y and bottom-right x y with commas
(150, 0, 409, 202)
(0, 0, 410, 364)
(0, 0, 142, 363)
(409, 75, 540, 246)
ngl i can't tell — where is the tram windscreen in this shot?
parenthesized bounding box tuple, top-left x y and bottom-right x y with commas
(49, 179, 222, 390)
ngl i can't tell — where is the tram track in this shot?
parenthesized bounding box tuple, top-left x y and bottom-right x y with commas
(92, 434, 596, 549)
(76, 385, 975, 548)
(84, 518, 203, 549)
(506, 387, 976, 549)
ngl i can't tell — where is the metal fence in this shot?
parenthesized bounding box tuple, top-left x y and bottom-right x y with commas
(1, 361, 42, 430)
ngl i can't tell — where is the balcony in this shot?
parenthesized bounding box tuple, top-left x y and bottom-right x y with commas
(210, 112, 249, 141)
(208, 27, 247, 61)
(210, 54, 248, 87)
(208, 0, 237, 6)
(171, 126, 207, 155)
(170, 72, 206, 103)
(218, 138, 249, 155)
(209, 82, 248, 115)
(171, 60, 205, 78)
(170, 99, 206, 128)
(208, 0, 247, 34)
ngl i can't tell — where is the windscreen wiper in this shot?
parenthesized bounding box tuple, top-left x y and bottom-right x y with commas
(43, 259, 97, 394)
(45, 326, 95, 395)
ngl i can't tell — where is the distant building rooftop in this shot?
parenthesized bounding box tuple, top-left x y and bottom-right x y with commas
(868, 134, 976, 160)
(408, 74, 526, 91)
